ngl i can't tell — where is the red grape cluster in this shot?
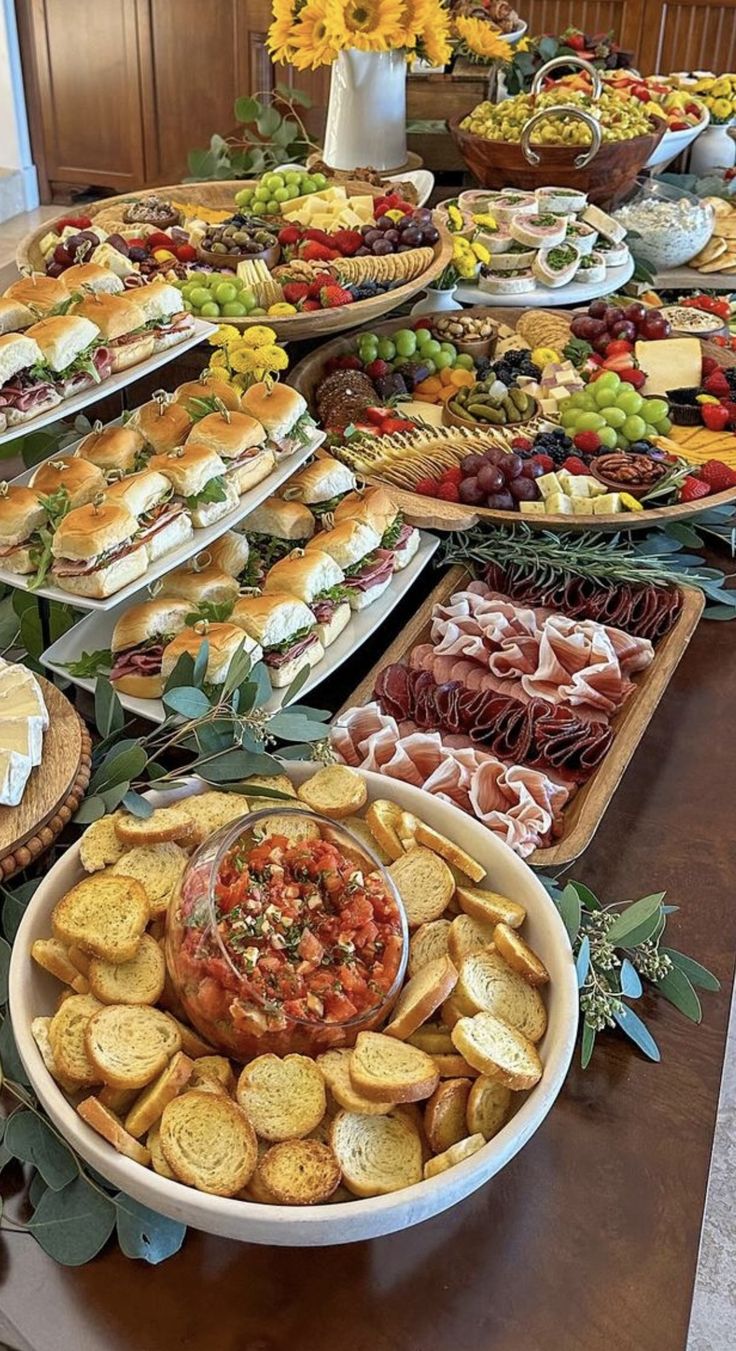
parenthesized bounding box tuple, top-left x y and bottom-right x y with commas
(356, 208, 440, 257)
(570, 299, 672, 356)
(458, 447, 542, 510)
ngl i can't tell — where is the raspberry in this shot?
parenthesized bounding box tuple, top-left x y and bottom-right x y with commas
(415, 476, 440, 497)
(562, 455, 590, 475)
(680, 476, 711, 502)
(511, 436, 532, 451)
(573, 431, 602, 454)
(703, 369, 730, 397)
(437, 481, 460, 502)
(532, 453, 554, 471)
(440, 466, 463, 485)
(365, 359, 391, 380)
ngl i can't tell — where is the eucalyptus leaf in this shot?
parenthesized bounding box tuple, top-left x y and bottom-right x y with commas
(192, 639, 210, 690)
(100, 783, 130, 813)
(146, 761, 169, 781)
(0, 1016, 30, 1084)
(620, 958, 643, 998)
(613, 1005, 660, 1062)
(556, 884, 581, 943)
(28, 1175, 116, 1265)
(195, 721, 231, 755)
(2, 890, 30, 942)
(607, 894, 665, 946)
(122, 790, 154, 819)
(575, 934, 590, 989)
(267, 712, 330, 743)
(256, 105, 281, 137)
(278, 743, 319, 760)
(163, 687, 212, 719)
(223, 643, 254, 697)
(197, 748, 277, 783)
(657, 968, 702, 1023)
(234, 95, 261, 123)
(0, 937, 10, 1003)
(581, 1020, 596, 1069)
(90, 745, 147, 793)
(617, 912, 664, 949)
(249, 661, 272, 707)
(114, 1193, 187, 1264)
(5, 1110, 77, 1191)
(236, 680, 258, 714)
(95, 679, 124, 739)
(29, 1171, 47, 1209)
(74, 794, 106, 825)
(661, 948, 720, 992)
(282, 662, 311, 704)
(568, 881, 601, 912)
(163, 652, 196, 692)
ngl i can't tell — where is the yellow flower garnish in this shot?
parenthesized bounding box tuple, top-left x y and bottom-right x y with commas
(453, 15, 512, 63)
(242, 325, 278, 348)
(208, 325, 241, 348)
(472, 212, 497, 230)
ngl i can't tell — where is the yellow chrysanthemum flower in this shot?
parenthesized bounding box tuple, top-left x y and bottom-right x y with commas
(290, 0, 341, 69)
(334, 0, 404, 52)
(229, 348, 263, 375)
(259, 344, 290, 371)
(242, 325, 278, 348)
(208, 350, 229, 373)
(453, 15, 512, 63)
(208, 324, 241, 349)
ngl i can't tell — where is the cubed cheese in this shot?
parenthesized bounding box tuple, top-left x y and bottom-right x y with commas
(537, 472, 562, 499)
(572, 497, 594, 514)
(585, 479, 608, 498)
(546, 493, 573, 514)
(0, 747, 32, 807)
(519, 500, 546, 515)
(540, 398, 559, 415)
(592, 493, 623, 513)
(40, 231, 60, 258)
(567, 478, 593, 498)
(348, 195, 375, 215)
(90, 244, 136, 278)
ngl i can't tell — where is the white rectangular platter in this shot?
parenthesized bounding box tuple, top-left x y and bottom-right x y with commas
(0, 430, 325, 611)
(0, 319, 216, 449)
(41, 531, 439, 719)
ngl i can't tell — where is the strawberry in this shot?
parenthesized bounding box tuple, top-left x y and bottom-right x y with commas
(381, 417, 416, 435)
(619, 368, 646, 388)
(365, 406, 393, 424)
(304, 227, 332, 244)
(573, 432, 601, 455)
(437, 481, 460, 502)
(605, 339, 634, 356)
(301, 241, 338, 262)
(532, 452, 554, 472)
(701, 403, 731, 431)
(698, 459, 736, 491)
(669, 119, 688, 131)
(702, 355, 720, 377)
(365, 359, 391, 380)
(602, 352, 639, 373)
(680, 476, 711, 502)
(723, 400, 736, 426)
(563, 453, 592, 473)
(278, 225, 302, 245)
(302, 298, 322, 311)
(511, 436, 532, 451)
(415, 476, 440, 497)
(282, 281, 309, 304)
(319, 284, 354, 308)
(704, 368, 731, 397)
(308, 271, 336, 298)
(331, 229, 363, 256)
(440, 466, 463, 485)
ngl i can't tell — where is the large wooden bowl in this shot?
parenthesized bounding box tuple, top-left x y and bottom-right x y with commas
(448, 113, 667, 209)
(287, 310, 736, 532)
(16, 180, 453, 343)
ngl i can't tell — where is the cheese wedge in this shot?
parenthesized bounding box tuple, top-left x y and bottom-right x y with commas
(0, 685, 48, 729)
(0, 747, 32, 807)
(634, 338, 701, 397)
(0, 717, 43, 766)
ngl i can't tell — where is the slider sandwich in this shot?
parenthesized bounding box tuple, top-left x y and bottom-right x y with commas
(128, 397, 193, 456)
(232, 593, 324, 688)
(70, 292, 153, 372)
(159, 563, 239, 611)
(132, 281, 196, 352)
(204, 531, 251, 581)
(0, 333, 61, 426)
(282, 456, 357, 519)
(110, 598, 193, 698)
(50, 499, 147, 598)
(173, 374, 241, 416)
(334, 486, 420, 571)
(161, 623, 262, 689)
(306, 518, 393, 610)
(240, 496, 316, 586)
(4, 274, 69, 315)
(25, 313, 111, 395)
(0, 486, 48, 574)
(60, 263, 124, 296)
(264, 549, 350, 648)
(105, 468, 193, 562)
(186, 410, 274, 495)
(241, 382, 316, 456)
(0, 299, 34, 335)
(148, 442, 238, 528)
(30, 455, 106, 508)
(75, 423, 149, 477)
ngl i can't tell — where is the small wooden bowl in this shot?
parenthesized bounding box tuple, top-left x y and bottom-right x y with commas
(591, 459, 668, 500)
(442, 394, 538, 431)
(429, 307, 498, 360)
(124, 205, 181, 231)
(196, 240, 281, 273)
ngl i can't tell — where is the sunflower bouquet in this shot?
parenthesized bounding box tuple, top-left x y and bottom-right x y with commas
(268, 0, 454, 70)
(207, 325, 290, 392)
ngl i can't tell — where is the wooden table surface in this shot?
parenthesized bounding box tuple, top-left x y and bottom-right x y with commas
(0, 552, 733, 1351)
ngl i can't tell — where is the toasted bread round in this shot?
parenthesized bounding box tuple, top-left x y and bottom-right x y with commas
(178, 791, 249, 849)
(147, 1122, 177, 1178)
(253, 812, 320, 845)
(79, 813, 126, 872)
(114, 803, 195, 847)
(456, 885, 526, 930)
(31, 1015, 82, 1093)
(296, 765, 367, 819)
(88, 933, 166, 1006)
(408, 919, 452, 977)
(52, 873, 149, 964)
(441, 993, 465, 1029)
(341, 815, 392, 865)
(111, 842, 187, 918)
(364, 800, 405, 861)
(66, 944, 91, 977)
(349, 1031, 439, 1104)
(98, 1084, 138, 1114)
(48, 993, 103, 1086)
(189, 1055, 236, 1097)
(455, 950, 547, 1042)
(406, 1023, 454, 1055)
(160, 1090, 258, 1196)
(85, 1004, 182, 1089)
(168, 1016, 217, 1059)
(431, 1053, 479, 1078)
(424, 1077, 473, 1155)
(245, 1162, 280, 1204)
(451, 1012, 543, 1090)
(236, 1054, 326, 1141)
(388, 847, 454, 930)
(412, 821, 485, 884)
(77, 1096, 151, 1166)
(331, 1110, 423, 1198)
(423, 1133, 485, 1180)
(448, 914, 495, 967)
(493, 923, 549, 986)
(257, 1139, 341, 1206)
(317, 1048, 394, 1116)
(466, 1075, 512, 1141)
(32, 938, 90, 993)
(124, 1051, 194, 1138)
(384, 956, 458, 1041)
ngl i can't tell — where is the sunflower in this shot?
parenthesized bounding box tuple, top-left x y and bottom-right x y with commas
(267, 0, 300, 62)
(290, 0, 340, 69)
(394, 0, 431, 48)
(332, 0, 404, 52)
(420, 14, 453, 67)
(453, 15, 512, 63)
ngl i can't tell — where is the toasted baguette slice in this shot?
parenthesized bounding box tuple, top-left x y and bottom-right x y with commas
(388, 847, 454, 929)
(431, 1053, 479, 1078)
(147, 1122, 176, 1178)
(236, 1054, 326, 1141)
(258, 1139, 341, 1206)
(52, 874, 149, 964)
(441, 993, 465, 1029)
(297, 765, 367, 819)
(32, 938, 90, 993)
(88, 933, 166, 1006)
(424, 1078, 472, 1155)
(239, 774, 297, 809)
(48, 993, 103, 1086)
(412, 821, 485, 883)
(111, 842, 187, 917)
(349, 1031, 439, 1104)
(455, 950, 547, 1042)
(451, 1012, 543, 1089)
(409, 919, 452, 977)
(317, 1048, 394, 1116)
(365, 800, 405, 862)
(423, 1133, 485, 1180)
(79, 813, 126, 872)
(98, 1084, 138, 1114)
(384, 956, 458, 1040)
(493, 923, 549, 986)
(160, 1090, 257, 1196)
(114, 803, 194, 847)
(77, 1096, 152, 1166)
(456, 884, 526, 930)
(189, 1055, 236, 1097)
(244, 1162, 280, 1204)
(168, 1017, 217, 1059)
(341, 815, 392, 865)
(66, 944, 91, 976)
(330, 1110, 423, 1198)
(85, 1005, 181, 1089)
(124, 1050, 194, 1137)
(178, 791, 249, 849)
(406, 1022, 454, 1055)
(448, 914, 495, 967)
(31, 1016, 82, 1093)
(466, 1075, 512, 1141)
(253, 812, 320, 845)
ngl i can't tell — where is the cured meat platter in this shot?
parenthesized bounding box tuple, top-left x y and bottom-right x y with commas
(333, 565, 703, 867)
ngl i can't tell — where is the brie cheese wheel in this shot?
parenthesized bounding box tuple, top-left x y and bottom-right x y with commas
(0, 717, 43, 766)
(0, 747, 33, 807)
(0, 683, 49, 729)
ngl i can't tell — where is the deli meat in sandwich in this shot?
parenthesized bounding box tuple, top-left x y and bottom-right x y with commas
(110, 598, 193, 698)
(334, 486, 420, 571)
(240, 496, 316, 586)
(307, 518, 393, 610)
(50, 500, 148, 598)
(105, 468, 193, 562)
(70, 292, 153, 372)
(0, 486, 48, 575)
(25, 314, 111, 396)
(0, 333, 62, 426)
(232, 593, 324, 688)
(264, 549, 350, 648)
(282, 456, 356, 518)
(148, 442, 237, 528)
(133, 281, 195, 352)
(241, 382, 316, 456)
(186, 410, 274, 495)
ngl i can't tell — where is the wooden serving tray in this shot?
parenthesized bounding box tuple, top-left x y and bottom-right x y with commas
(337, 564, 704, 868)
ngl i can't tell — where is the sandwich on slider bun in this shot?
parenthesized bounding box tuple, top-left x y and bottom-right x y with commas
(241, 382, 315, 455)
(0, 299, 34, 335)
(173, 374, 241, 415)
(132, 281, 195, 352)
(30, 455, 106, 509)
(282, 456, 356, 518)
(70, 292, 153, 372)
(0, 485, 48, 574)
(0, 333, 62, 427)
(110, 597, 193, 698)
(129, 396, 192, 456)
(186, 410, 273, 494)
(334, 486, 420, 571)
(4, 274, 69, 315)
(307, 518, 393, 610)
(158, 562, 239, 611)
(232, 593, 324, 689)
(161, 622, 262, 688)
(105, 469, 193, 562)
(240, 495, 315, 585)
(50, 499, 148, 598)
(148, 442, 237, 528)
(75, 422, 148, 477)
(203, 531, 251, 581)
(60, 263, 124, 296)
(25, 314, 111, 395)
(264, 549, 350, 648)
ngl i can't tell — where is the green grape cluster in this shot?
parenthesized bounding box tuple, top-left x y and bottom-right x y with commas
(559, 372, 671, 450)
(235, 169, 329, 217)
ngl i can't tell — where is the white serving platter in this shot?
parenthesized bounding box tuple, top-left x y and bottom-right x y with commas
(10, 769, 578, 1246)
(454, 255, 635, 308)
(0, 429, 324, 611)
(384, 168, 435, 207)
(41, 530, 439, 717)
(645, 107, 709, 169)
(0, 319, 215, 450)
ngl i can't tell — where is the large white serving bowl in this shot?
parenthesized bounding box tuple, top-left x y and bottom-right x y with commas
(645, 104, 710, 168)
(9, 769, 578, 1246)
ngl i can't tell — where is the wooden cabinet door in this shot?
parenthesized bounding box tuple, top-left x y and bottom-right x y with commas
(636, 0, 736, 73)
